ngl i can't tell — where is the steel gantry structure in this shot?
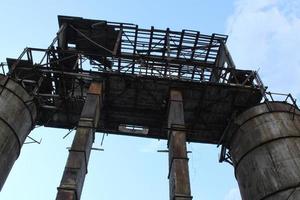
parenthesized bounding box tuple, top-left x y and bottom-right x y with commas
(1, 16, 299, 200)
(6, 16, 264, 143)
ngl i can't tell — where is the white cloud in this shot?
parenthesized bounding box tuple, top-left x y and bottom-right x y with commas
(224, 0, 300, 197)
(224, 187, 241, 200)
(226, 0, 300, 98)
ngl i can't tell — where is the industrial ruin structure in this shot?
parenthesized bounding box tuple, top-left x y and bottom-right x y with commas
(0, 16, 299, 200)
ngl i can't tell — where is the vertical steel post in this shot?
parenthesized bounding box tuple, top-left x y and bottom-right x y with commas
(167, 90, 192, 200)
(56, 82, 102, 200)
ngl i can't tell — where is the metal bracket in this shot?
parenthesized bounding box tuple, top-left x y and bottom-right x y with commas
(24, 135, 42, 145)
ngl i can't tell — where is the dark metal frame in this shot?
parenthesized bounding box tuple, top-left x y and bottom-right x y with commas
(1, 16, 272, 141)
(2, 15, 299, 200)
(3, 47, 264, 103)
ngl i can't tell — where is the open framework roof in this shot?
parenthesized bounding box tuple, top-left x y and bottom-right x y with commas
(4, 16, 266, 144)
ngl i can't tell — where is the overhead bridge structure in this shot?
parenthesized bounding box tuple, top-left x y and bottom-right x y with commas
(0, 16, 300, 200)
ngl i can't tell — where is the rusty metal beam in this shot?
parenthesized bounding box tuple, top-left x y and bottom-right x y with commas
(56, 82, 102, 200)
(167, 90, 192, 200)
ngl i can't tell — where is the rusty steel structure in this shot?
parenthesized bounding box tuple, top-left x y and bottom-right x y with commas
(0, 15, 299, 200)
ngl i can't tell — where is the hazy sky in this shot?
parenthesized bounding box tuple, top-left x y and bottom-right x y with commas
(0, 0, 299, 200)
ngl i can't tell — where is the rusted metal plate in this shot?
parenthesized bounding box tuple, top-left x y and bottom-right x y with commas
(87, 82, 102, 95)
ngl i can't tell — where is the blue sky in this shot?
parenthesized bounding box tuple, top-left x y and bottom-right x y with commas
(0, 0, 299, 199)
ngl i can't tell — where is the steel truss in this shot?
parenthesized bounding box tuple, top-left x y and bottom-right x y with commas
(2, 16, 268, 143)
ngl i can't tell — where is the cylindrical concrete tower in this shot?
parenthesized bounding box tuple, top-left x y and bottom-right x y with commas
(229, 102, 300, 200)
(0, 75, 37, 190)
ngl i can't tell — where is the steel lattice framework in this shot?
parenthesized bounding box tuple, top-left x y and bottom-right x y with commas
(1, 15, 300, 200)
(3, 16, 267, 144)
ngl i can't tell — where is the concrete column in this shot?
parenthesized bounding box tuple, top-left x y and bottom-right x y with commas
(56, 82, 102, 200)
(229, 102, 300, 200)
(167, 90, 192, 200)
(0, 75, 37, 190)
(58, 23, 68, 50)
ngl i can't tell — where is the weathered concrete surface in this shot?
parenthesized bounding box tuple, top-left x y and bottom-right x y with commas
(229, 102, 300, 200)
(168, 90, 192, 200)
(0, 75, 36, 190)
(56, 82, 102, 200)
